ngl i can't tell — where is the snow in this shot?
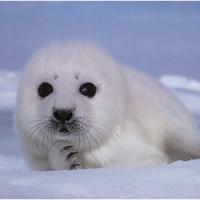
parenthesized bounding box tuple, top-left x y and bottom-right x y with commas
(1, 2, 200, 198)
(0, 70, 20, 110)
(0, 161, 200, 199)
(160, 75, 200, 116)
(0, 70, 200, 198)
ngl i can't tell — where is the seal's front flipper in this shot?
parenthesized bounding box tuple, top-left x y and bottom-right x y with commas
(48, 141, 85, 170)
(61, 146, 84, 170)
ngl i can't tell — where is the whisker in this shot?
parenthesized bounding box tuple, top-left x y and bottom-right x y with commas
(22, 114, 109, 152)
(22, 115, 56, 153)
(23, 122, 44, 142)
(90, 124, 107, 139)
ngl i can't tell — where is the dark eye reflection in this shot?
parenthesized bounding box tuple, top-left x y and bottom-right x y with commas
(38, 82, 53, 98)
(79, 82, 96, 98)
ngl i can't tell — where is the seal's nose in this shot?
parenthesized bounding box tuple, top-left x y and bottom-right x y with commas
(53, 109, 73, 123)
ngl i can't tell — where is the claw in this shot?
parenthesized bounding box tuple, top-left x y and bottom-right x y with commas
(70, 164, 80, 170)
(60, 146, 73, 152)
(66, 152, 78, 160)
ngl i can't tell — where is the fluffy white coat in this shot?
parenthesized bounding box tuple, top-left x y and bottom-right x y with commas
(15, 42, 200, 171)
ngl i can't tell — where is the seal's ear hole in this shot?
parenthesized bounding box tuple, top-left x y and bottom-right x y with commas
(79, 82, 96, 98)
(38, 82, 53, 98)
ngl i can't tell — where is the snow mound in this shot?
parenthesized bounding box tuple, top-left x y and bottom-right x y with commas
(160, 75, 200, 92)
(160, 75, 200, 115)
(0, 70, 21, 110)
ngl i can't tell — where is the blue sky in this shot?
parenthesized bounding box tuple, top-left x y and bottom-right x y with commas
(1, 1, 200, 79)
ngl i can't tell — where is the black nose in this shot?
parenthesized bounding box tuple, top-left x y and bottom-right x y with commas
(53, 109, 73, 123)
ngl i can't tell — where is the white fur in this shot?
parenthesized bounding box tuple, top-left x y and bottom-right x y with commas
(15, 42, 200, 171)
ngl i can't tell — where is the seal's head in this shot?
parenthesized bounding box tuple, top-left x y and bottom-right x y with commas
(16, 42, 127, 152)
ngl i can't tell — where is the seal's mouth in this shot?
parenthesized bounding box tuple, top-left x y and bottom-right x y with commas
(59, 127, 69, 133)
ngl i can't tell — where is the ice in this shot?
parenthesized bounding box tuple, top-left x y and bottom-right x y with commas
(1, 157, 200, 198)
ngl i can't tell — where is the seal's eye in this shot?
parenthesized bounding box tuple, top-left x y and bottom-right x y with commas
(79, 82, 96, 98)
(38, 82, 53, 98)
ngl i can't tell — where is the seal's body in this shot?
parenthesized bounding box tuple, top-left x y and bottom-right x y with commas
(15, 42, 200, 171)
